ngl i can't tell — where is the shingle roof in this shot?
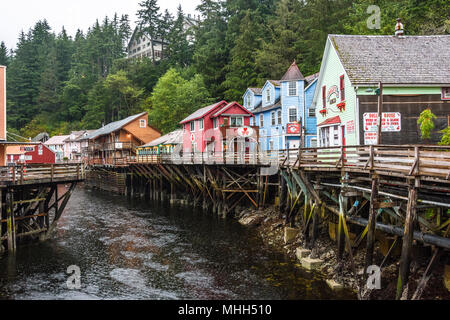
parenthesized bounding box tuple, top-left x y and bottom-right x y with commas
(305, 72, 320, 84)
(32, 132, 49, 142)
(330, 35, 450, 85)
(252, 98, 282, 114)
(45, 135, 70, 146)
(281, 61, 305, 81)
(212, 102, 251, 118)
(268, 80, 281, 87)
(87, 112, 147, 140)
(180, 101, 227, 124)
(249, 88, 262, 95)
(74, 130, 96, 142)
(139, 130, 183, 148)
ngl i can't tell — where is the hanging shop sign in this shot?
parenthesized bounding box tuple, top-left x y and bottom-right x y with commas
(286, 123, 301, 135)
(237, 126, 254, 137)
(327, 85, 339, 105)
(442, 87, 450, 100)
(363, 112, 401, 132)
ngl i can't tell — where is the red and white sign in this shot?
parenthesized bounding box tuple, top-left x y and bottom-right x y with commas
(286, 123, 301, 135)
(190, 133, 195, 142)
(364, 132, 378, 145)
(346, 120, 355, 135)
(442, 87, 450, 100)
(363, 112, 401, 132)
(237, 126, 254, 137)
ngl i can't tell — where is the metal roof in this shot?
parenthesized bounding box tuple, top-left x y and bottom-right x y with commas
(87, 112, 147, 140)
(179, 101, 227, 124)
(45, 135, 70, 146)
(139, 130, 183, 148)
(329, 35, 450, 85)
(281, 61, 305, 81)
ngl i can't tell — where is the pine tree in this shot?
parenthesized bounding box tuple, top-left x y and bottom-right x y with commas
(223, 10, 263, 101)
(193, 0, 229, 99)
(168, 5, 192, 68)
(0, 42, 9, 66)
(137, 0, 162, 64)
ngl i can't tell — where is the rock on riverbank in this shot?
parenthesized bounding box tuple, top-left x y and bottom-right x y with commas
(236, 206, 450, 300)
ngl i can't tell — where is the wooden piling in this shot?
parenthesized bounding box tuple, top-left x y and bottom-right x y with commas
(6, 190, 16, 253)
(365, 174, 379, 271)
(396, 178, 418, 300)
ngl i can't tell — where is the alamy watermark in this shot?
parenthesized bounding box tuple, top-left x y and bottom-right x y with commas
(66, 265, 81, 290)
(366, 265, 381, 290)
(367, 5, 381, 30)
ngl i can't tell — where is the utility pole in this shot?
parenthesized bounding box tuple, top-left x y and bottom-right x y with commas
(376, 82, 383, 145)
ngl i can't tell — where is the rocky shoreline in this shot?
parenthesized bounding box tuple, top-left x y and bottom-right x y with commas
(236, 207, 450, 300)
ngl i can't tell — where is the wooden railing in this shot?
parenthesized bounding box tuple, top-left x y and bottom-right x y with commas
(0, 163, 85, 185)
(89, 145, 450, 181)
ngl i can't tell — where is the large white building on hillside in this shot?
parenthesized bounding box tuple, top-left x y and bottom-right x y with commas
(127, 14, 200, 60)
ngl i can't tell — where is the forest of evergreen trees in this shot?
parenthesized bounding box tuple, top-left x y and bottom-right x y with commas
(0, 0, 448, 137)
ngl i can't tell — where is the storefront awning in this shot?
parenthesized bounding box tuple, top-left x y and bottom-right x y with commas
(317, 116, 341, 127)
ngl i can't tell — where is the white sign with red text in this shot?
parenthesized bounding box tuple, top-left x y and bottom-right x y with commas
(364, 132, 378, 145)
(364, 112, 401, 132)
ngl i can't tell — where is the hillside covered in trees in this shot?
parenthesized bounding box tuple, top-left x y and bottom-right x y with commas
(1, 0, 449, 138)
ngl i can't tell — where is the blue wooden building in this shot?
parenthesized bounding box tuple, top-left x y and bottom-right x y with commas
(243, 61, 319, 151)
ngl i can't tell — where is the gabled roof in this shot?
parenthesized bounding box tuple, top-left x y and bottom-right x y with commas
(180, 101, 227, 124)
(140, 130, 183, 148)
(329, 34, 450, 85)
(74, 130, 96, 142)
(249, 88, 262, 95)
(281, 61, 305, 81)
(317, 116, 341, 127)
(267, 80, 281, 87)
(252, 98, 282, 114)
(45, 135, 70, 146)
(87, 112, 148, 140)
(305, 72, 320, 85)
(211, 102, 253, 118)
(32, 132, 49, 142)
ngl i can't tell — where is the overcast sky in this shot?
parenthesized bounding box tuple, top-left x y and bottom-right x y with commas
(1, 0, 201, 50)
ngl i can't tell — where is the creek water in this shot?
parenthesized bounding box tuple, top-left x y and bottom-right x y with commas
(0, 187, 355, 300)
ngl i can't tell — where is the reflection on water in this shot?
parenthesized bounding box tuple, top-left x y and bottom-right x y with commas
(0, 187, 355, 300)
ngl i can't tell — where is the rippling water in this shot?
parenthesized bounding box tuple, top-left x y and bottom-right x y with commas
(0, 187, 355, 300)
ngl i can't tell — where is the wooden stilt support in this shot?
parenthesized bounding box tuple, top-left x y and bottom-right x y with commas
(396, 178, 418, 300)
(6, 190, 16, 253)
(365, 174, 379, 272)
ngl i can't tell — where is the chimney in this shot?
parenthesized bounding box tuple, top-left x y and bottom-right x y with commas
(395, 18, 404, 36)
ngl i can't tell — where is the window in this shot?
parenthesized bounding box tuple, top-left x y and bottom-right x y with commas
(213, 118, 219, 129)
(140, 119, 146, 128)
(260, 114, 264, 127)
(310, 138, 317, 148)
(288, 107, 297, 123)
(322, 86, 326, 107)
(246, 95, 251, 108)
(198, 119, 204, 130)
(340, 75, 345, 101)
(288, 81, 297, 96)
(266, 89, 271, 102)
(309, 107, 316, 118)
(319, 127, 330, 147)
(269, 140, 274, 150)
(190, 121, 195, 132)
(277, 110, 282, 125)
(230, 116, 243, 127)
(271, 112, 276, 126)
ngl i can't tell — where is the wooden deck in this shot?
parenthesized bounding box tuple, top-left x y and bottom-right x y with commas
(0, 163, 85, 186)
(99, 144, 450, 184)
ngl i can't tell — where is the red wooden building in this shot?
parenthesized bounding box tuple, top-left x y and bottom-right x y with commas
(180, 101, 259, 154)
(6, 143, 56, 165)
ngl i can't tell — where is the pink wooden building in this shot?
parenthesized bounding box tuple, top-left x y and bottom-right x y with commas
(180, 101, 259, 154)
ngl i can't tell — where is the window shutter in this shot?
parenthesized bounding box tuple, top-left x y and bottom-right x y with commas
(340, 75, 345, 101)
(322, 86, 326, 107)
